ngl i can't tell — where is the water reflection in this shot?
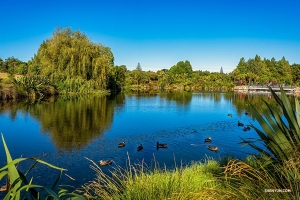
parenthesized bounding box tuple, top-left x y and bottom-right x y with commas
(0, 91, 294, 153)
(232, 92, 294, 117)
(0, 91, 298, 189)
(0, 95, 125, 151)
(162, 91, 192, 106)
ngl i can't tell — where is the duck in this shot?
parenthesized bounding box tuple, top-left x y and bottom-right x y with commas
(238, 121, 244, 127)
(137, 144, 143, 151)
(0, 184, 7, 192)
(156, 142, 168, 148)
(228, 114, 232, 117)
(99, 160, 113, 166)
(245, 112, 250, 115)
(204, 137, 212, 143)
(118, 141, 125, 148)
(207, 146, 218, 152)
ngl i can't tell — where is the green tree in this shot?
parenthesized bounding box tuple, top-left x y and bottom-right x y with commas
(276, 56, 292, 84)
(234, 57, 247, 74)
(109, 65, 127, 92)
(132, 69, 143, 85)
(4, 57, 26, 75)
(136, 63, 142, 71)
(0, 58, 5, 72)
(290, 63, 300, 84)
(169, 60, 193, 75)
(31, 27, 114, 93)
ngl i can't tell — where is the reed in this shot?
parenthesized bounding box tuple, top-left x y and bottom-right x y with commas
(217, 155, 298, 199)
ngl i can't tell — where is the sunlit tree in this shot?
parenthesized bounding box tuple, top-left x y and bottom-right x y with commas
(29, 27, 114, 92)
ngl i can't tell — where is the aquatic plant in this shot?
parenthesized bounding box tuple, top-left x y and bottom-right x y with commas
(0, 133, 84, 199)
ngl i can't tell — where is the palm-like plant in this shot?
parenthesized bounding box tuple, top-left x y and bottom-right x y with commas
(0, 134, 84, 199)
(242, 86, 300, 164)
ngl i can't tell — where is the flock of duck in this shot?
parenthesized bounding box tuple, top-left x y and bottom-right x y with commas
(100, 113, 250, 166)
(100, 138, 220, 166)
(99, 141, 168, 166)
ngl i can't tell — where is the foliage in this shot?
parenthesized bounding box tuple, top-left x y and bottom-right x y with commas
(241, 87, 300, 165)
(232, 55, 293, 85)
(108, 65, 127, 92)
(82, 156, 222, 199)
(0, 57, 27, 75)
(28, 27, 115, 92)
(220, 158, 298, 199)
(169, 60, 193, 75)
(291, 63, 300, 85)
(0, 134, 85, 199)
(13, 75, 51, 98)
(231, 87, 300, 198)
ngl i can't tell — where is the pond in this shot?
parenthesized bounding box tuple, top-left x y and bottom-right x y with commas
(0, 91, 289, 191)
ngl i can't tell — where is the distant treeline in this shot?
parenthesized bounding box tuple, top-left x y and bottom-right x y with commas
(1, 27, 300, 97)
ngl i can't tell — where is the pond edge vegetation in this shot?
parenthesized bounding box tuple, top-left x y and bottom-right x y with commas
(1, 27, 300, 100)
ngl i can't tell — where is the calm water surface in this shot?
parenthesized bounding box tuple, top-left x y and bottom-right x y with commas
(0, 91, 286, 189)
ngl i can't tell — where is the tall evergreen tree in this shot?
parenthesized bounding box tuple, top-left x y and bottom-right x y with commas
(136, 63, 142, 71)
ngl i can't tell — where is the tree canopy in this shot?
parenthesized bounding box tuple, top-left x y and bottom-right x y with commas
(169, 60, 193, 75)
(28, 27, 114, 92)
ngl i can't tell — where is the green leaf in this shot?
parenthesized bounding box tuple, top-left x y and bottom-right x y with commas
(0, 170, 8, 180)
(1, 133, 21, 199)
(244, 87, 300, 165)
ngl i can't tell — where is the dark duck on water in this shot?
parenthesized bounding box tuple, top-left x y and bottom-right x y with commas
(204, 137, 212, 143)
(207, 146, 218, 152)
(156, 141, 168, 149)
(238, 121, 244, 127)
(118, 141, 125, 148)
(137, 144, 143, 151)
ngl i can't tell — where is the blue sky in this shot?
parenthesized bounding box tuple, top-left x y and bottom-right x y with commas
(1, 0, 300, 73)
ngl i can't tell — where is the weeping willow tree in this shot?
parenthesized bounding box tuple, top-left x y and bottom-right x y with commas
(29, 27, 114, 93)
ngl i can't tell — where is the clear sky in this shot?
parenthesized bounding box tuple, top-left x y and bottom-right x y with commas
(1, 0, 300, 73)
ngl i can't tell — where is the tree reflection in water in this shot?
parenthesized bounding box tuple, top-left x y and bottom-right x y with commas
(0, 94, 125, 151)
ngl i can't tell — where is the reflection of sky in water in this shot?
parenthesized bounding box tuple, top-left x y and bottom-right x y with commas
(0, 92, 275, 189)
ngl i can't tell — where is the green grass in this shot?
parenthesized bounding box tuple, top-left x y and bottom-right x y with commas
(82, 157, 226, 200)
(81, 153, 299, 200)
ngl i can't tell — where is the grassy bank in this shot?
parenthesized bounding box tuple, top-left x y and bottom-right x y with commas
(83, 157, 224, 200)
(81, 155, 298, 200)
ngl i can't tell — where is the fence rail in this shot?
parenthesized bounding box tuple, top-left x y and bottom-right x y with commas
(234, 85, 297, 93)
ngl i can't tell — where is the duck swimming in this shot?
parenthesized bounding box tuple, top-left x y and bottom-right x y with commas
(157, 142, 168, 148)
(228, 114, 232, 117)
(204, 137, 212, 143)
(207, 146, 218, 152)
(137, 144, 143, 151)
(100, 160, 113, 166)
(238, 121, 244, 126)
(118, 141, 125, 148)
(243, 126, 251, 131)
